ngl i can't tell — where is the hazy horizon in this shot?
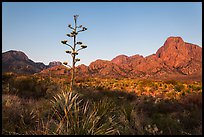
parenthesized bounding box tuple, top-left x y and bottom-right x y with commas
(2, 2, 202, 66)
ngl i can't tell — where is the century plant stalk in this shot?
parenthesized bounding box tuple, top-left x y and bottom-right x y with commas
(70, 16, 77, 93)
(61, 15, 88, 92)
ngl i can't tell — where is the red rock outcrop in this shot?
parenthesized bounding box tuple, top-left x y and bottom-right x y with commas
(156, 36, 202, 75)
(86, 36, 202, 80)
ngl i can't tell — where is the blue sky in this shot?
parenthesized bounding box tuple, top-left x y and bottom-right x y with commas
(2, 2, 202, 66)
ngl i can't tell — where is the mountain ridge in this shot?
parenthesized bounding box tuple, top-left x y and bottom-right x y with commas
(2, 36, 202, 81)
(2, 50, 62, 74)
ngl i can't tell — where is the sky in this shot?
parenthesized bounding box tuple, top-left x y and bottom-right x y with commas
(2, 2, 202, 66)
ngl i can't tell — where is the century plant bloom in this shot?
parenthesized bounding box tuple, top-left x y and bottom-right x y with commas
(71, 31, 78, 35)
(65, 50, 72, 54)
(75, 58, 80, 62)
(67, 34, 73, 37)
(77, 42, 82, 45)
(81, 45, 87, 48)
(61, 40, 67, 44)
(83, 27, 87, 31)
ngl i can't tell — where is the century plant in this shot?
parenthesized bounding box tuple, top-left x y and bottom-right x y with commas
(61, 15, 87, 92)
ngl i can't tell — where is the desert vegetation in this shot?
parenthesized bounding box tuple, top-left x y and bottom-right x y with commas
(2, 72, 202, 135)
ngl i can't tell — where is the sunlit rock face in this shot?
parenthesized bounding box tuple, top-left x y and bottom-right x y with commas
(156, 36, 202, 75)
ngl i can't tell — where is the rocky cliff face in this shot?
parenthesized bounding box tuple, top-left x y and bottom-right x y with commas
(155, 37, 202, 75)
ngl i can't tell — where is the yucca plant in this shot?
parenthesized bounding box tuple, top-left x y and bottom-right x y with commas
(48, 90, 118, 135)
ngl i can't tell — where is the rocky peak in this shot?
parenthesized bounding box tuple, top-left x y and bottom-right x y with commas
(111, 55, 129, 65)
(48, 61, 62, 68)
(165, 36, 184, 45)
(2, 50, 29, 62)
(2, 50, 47, 74)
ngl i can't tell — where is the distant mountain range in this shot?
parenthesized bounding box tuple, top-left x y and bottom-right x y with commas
(2, 36, 202, 81)
(2, 50, 61, 74)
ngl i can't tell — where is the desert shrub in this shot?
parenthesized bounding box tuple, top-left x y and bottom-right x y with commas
(151, 83, 158, 90)
(2, 72, 17, 84)
(150, 113, 181, 135)
(118, 104, 144, 135)
(180, 110, 201, 130)
(6, 75, 54, 99)
(137, 96, 156, 116)
(155, 100, 180, 114)
(138, 80, 153, 87)
(185, 89, 190, 94)
(137, 85, 145, 92)
(190, 85, 202, 91)
(174, 83, 185, 92)
(144, 124, 163, 135)
(179, 93, 202, 108)
(2, 94, 38, 135)
(96, 86, 104, 91)
(165, 80, 178, 85)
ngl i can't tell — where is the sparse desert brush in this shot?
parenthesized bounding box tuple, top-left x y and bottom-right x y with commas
(2, 94, 21, 109)
(2, 94, 39, 135)
(149, 113, 181, 135)
(2, 72, 17, 84)
(189, 84, 202, 91)
(176, 107, 202, 134)
(174, 83, 185, 92)
(144, 124, 163, 135)
(179, 93, 202, 107)
(3, 74, 61, 99)
(138, 79, 154, 87)
(118, 104, 144, 135)
(165, 79, 178, 85)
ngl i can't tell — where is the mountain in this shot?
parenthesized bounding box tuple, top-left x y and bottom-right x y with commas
(40, 65, 70, 76)
(2, 50, 47, 74)
(88, 59, 127, 78)
(155, 37, 202, 75)
(48, 61, 62, 67)
(79, 36, 202, 80)
(2, 36, 202, 81)
(2, 50, 62, 74)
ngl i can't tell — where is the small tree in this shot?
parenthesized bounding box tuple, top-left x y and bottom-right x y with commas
(61, 15, 87, 92)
